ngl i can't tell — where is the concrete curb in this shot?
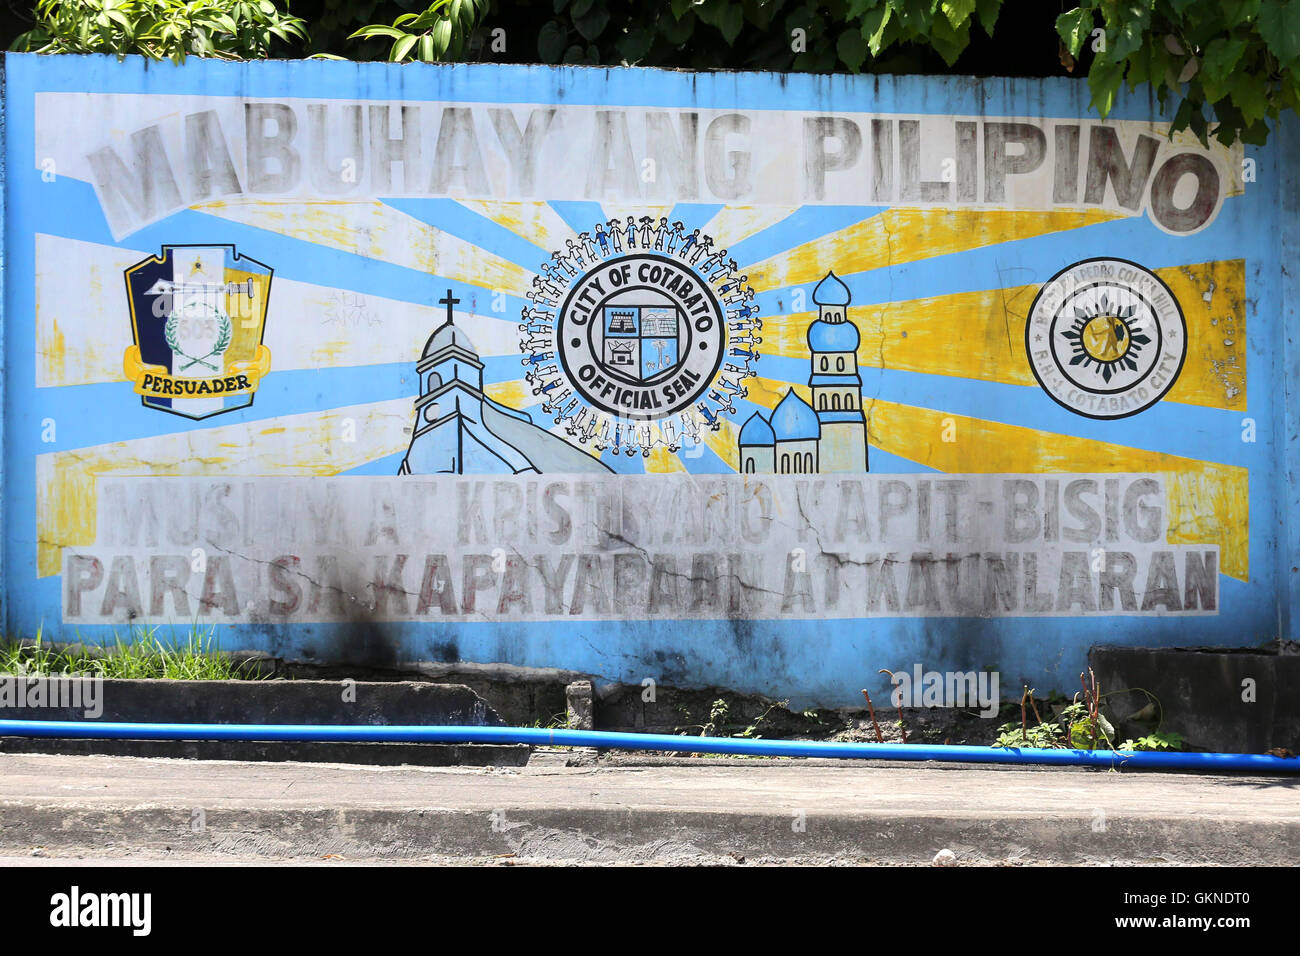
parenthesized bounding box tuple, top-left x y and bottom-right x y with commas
(0, 678, 504, 725)
(4, 801, 1296, 865)
(0, 679, 520, 765)
(0, 736, 529, 767)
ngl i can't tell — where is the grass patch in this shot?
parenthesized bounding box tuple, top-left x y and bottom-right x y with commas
(0, 623, 264, 680)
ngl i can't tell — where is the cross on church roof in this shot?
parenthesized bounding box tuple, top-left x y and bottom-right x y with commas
(438, 289, 460, 326)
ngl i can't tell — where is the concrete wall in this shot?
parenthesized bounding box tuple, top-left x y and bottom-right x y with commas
(1, 53, 1290, 707)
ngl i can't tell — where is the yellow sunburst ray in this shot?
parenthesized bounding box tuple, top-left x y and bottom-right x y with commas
(735, 379, 1244, 579)
(483, 379, 533, 410)
(754, 259, 1245, 412)
(860, 399, 1247, 581)
(645, 445, 687, 474)
(457, 199, 576, 254)
(744, 207, 1126, 291)
(36, 399, 414, 576)
(698, 205, 800, 245)
(699, 417, 741, 471)
(192, 198, 533, 293)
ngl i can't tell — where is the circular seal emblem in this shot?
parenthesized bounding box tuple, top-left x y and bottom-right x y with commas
(520, 218, 760, 456)
(1025, 257, 1186, 420)
(558, 252, 724, 418)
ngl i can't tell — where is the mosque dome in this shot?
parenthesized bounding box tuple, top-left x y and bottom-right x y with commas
(770, 389, 820, 441)
(807, 318, 860, 353)
(811, 270, 851, 307)
(738, 411, 775, 447)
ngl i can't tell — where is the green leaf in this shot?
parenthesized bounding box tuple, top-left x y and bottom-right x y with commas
(1125, 40, 1150, 89)
(1145, 34, 1171, 88)
(1107, 2, 1150, 62)
(846, 0, 880, 16)
(693, 0, 722, 27)
(1056, 7, 1092, 57)
(837, 27, 868, 71)
(1220, 0, 1262, 25)
(1212, 99, 1245, 145)
(573, 3, 609, 40)
(537, 18, 567, 62)
(660, 10, 694, 44)
(391, 32, 416, 60)
(1088, 55, 1124, 118)
(1230, 70, 1271, 124)
(570, 0, 594, 17)
(975, 0, 1001, 34)
(717, 2, 744, 44)
(863, 5, 891, 54)
(451, 0, 476, 32)
(349, 25, 405, 39)
(894, 0, 934, 30)
(1199, 35, 1248, 102)
(928, 9, 970, 66)
(1260, 0, 1300, 67)
(1240, 118, 1270, 145)
(941, 0, 977, 29)
(616, 24, 655, 62)
(430, 17, 453, 54)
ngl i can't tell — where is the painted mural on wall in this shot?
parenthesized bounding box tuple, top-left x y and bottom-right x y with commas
(2, 54, 1273, 703)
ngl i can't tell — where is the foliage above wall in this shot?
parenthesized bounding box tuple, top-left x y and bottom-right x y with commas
(8, 0, 1300, 145)
(11, 0, 308, 61)
(1055, 0, 1300, 146)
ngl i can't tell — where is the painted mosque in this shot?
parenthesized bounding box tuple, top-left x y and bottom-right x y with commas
(738, 271, 868, 473)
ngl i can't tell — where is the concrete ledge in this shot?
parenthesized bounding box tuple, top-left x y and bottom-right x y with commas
(14, 804, 1297, 865)
(1, 753, 1295, 865)
(0, 678, 505, 725)
(0, 737, 529, 767)
(0, 679, 517, 765)
(1089, 644, 1300, 753)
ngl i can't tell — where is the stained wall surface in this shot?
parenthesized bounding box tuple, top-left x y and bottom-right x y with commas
(2, 53, 1292, 706)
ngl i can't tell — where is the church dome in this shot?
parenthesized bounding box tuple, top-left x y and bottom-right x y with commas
(738, 411, 775, 447)
(770, 389, 820, 441)
(812, 270, 851, 307)
(808, 318, 860, 353)
(422, 321, 477, 359)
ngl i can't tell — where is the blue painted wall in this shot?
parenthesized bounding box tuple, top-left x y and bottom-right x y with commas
(1, 53, 1289, 706)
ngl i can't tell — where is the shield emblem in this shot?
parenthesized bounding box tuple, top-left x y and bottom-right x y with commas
(600, 296, 683, 384)
(123, 245, 273, 420)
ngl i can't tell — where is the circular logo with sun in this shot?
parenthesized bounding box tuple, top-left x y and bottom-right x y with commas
(1026, 258, 1186, 420)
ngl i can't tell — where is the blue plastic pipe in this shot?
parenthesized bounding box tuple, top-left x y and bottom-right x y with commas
(1, 719, 1297, 773)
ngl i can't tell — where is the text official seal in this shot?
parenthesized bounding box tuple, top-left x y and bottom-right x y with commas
(1026, 257, 1187, 420)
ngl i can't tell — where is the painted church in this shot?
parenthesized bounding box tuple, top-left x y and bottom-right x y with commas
(738, 270, 868, 473)
(399, 315, 611, 475)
